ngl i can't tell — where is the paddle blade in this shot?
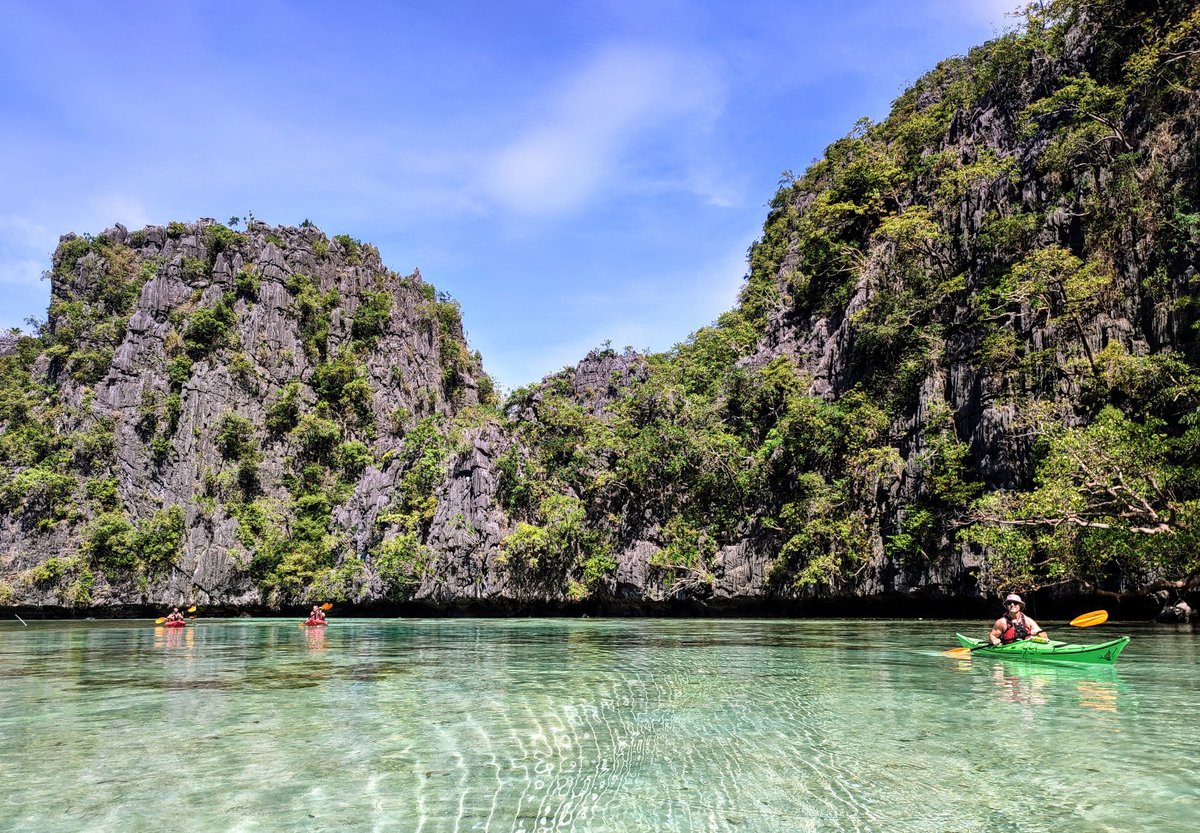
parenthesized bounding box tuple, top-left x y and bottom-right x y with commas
(155, 617, 166, 624)
(1070, 610, 1108, 628)
(943, 646, 972, 657)
(187, 605, 197, 613)
(321, 602, 333, 610)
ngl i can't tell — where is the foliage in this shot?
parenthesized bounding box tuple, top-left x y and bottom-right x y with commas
(235, 266, 260, 299)
(287, 273, 338, 359)
(290, 409, 342, 463)
(265, 382, 303, 435)
(376, 532, 430, 599)
(183, 293, 236, 359)
(216, 412, 255, 459)
(82, 505, 184, 578)
(968, 407, 1200, 589)
(351, 291, 392, 348)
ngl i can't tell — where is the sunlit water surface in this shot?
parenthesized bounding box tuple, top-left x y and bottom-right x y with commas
(1, 618, 1197, 832)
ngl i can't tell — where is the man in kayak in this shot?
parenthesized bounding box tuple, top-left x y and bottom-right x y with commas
(165, 607, 185, 624)
(988, 594, 1046, 645)
(308, 605, 326, 623)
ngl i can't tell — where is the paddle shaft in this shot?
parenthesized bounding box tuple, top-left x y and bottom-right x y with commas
(947, 636, 1041, 656)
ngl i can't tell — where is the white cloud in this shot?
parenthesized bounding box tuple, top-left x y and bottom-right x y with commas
(85, 193, 152, 233)
(935, 0, 1024, 30)
(481, 44, 723, 214)
(0, 256, 46, 286)
(0, 214, 54, 288)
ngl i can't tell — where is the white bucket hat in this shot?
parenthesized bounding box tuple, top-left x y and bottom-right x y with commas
(1003, 593, 1026, 609)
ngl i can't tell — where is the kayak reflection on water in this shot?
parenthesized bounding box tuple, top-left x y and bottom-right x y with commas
(304, 627, 327, 652)
(987, 660, 1123, 714)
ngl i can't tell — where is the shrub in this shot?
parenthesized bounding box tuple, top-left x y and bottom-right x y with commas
(291, 411, 341, 462)
(84, 512, 138, 572)
(235, 266, 260, 299)
(266, 382, 302, 435)
(55, 237, 93, 273)
(181, 256, 208, 282)
(351, 291, 392, 346)
(164, 393, 182, 430)
(204, 223, 243, 258)
(138, 506, 185, 575)
(334, 234, 362, 263)
(337, 441, 373, 477)
(375, 532, 430, 598)
(1, 466, 75, 521)
(216, 412, 255, 459)
(183, 297, 235, 359)
(288, 275, 338, 359)
(67, 348, 113, 384)
(150, 434, 171, 464)
(311, 353, 359, 403)
(167, 355, 194, 387)
(30, 556, 77, 584)
(85, 477, 120, 511)
(66, 570, 95, 606)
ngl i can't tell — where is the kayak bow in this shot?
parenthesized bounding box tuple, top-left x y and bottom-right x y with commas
(953, 633, 1129, 665)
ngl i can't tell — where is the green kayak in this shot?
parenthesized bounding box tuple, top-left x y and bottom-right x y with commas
(954, 634, 1130, 665)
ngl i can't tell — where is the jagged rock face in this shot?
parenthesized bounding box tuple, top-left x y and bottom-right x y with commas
(0, 219, 488, 610)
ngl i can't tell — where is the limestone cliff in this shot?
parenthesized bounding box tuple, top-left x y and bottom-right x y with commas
(0, 219, 489, 611)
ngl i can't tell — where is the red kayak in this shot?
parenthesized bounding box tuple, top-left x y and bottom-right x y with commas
(303, 619, 327, 627)
(163, 620, 186, 628)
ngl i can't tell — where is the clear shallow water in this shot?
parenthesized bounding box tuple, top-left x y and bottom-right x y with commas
(0, 618, 1197, 833)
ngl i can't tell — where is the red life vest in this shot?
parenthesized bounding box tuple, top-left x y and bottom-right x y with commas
(1001, 613, 1031, 644)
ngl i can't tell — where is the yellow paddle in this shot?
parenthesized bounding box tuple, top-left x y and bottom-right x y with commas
(1069, 609, 1107, 627)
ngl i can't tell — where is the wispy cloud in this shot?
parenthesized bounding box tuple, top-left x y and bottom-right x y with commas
(935, 0, 1024, 30)
(84, 193, 152, 235)
(0, 214, 52, 285)
(481, 44, 723, 214)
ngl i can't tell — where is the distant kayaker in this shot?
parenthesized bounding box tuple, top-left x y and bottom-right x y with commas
(988, 594, 1045, 645)
(309, 605, 326, 623)
(165, 607, 185, 624)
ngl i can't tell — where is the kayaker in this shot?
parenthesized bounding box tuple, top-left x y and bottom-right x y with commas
(165, 607, 185, 624)
(988, 594, 1046, 645)
(309, 605, 326, 623)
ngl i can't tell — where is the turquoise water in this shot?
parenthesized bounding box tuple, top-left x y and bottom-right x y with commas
(1, 617, 1197, 833)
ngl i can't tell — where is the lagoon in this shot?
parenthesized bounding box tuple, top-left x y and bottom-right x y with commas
(1, 618, 1197, 832)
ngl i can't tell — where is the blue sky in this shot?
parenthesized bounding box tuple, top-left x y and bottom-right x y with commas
(1, 0, 1018, 391)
